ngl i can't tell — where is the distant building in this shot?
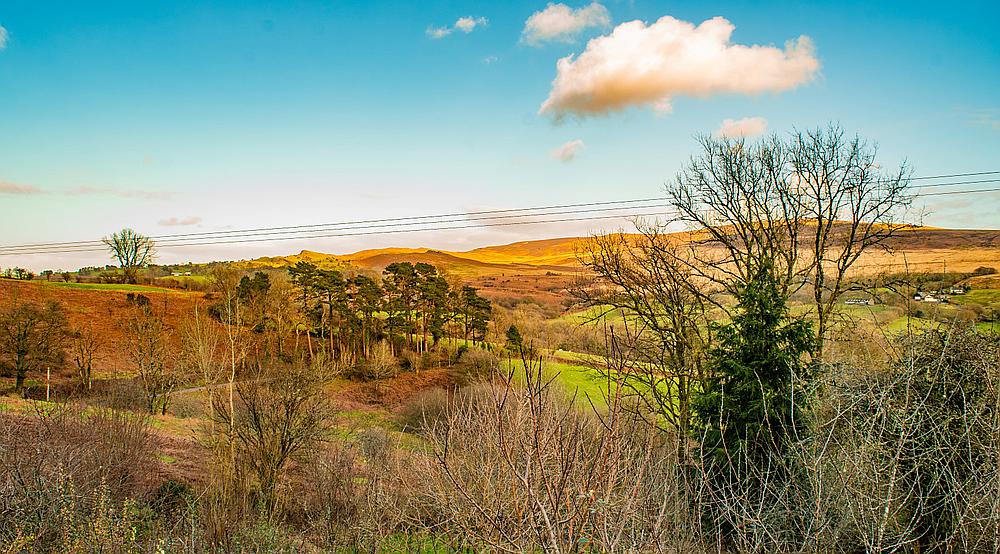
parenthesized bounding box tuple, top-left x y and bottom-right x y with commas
(914, 291, 947, 303)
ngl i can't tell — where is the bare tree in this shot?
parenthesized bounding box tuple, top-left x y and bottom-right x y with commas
(211, 367, 333, 517)
(668, 125, 912, 359)
(0, 296, 69, 391)
(123, 305, 176, 414)
(102, 228, 155, 284)
(789, 125, 913, 359)
(578, 229, 709, 460)
(71, 323, 102, 390)
(181, 301, 222, 426)
(210, 266, 252, 441)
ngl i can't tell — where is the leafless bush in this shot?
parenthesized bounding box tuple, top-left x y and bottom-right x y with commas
(361, 340, 398, 392)
(0, 404, 156, 549)
(99, 377, 149, 413)
(398, 386, 450, 433)
(209, 366, 334, 520)
(401, 349, 422, 373)
(813, 324, 1000, 553)
(453, 346, 500, 385)
(413, 356, 701, 552)
(291, 443, 364, 547)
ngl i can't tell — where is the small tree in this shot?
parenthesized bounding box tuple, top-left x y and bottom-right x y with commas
(102, 228, 155, 284)
(364, 341, 398, 393)
(693, 263, 815, 542)
(0, 298, 69, 391)
(211, 367, 332, 516)
(505, 324, 524, 353)
(123, 305, 175, 414)
(71, 324, 102, 390)
(181, 302, 222, 427)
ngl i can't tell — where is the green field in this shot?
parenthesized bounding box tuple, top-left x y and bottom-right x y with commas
(504, 357, 610, 407)
(155, 274, 211, 285)
(952, 289, 1000, 306)
(41, 281, 179, 293)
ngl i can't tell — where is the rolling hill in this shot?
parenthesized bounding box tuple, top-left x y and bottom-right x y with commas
(242, 226, 1000, 278)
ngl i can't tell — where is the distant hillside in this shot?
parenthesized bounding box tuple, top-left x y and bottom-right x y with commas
(240, 226, 1000, 280)
(242, 237, 597, 278)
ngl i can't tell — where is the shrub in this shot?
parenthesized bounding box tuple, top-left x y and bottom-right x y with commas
(0, 404, 157, 549)
(398, 387, 450, 433)
(453, 347, 499, 385)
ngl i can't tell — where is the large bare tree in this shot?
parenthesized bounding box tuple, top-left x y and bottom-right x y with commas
(102, 228, 155, 284)
(667, 124, 912, 359)
(578, 229, 709, 458)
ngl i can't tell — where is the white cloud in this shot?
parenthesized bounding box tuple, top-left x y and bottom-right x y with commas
(455, 16, 487, 33)
(0, 26, 7, 50)
(159, 216, 203, 227)
(0, 181, 41, 194)
(716, 116, 769, 138)
(482, 55, 499, 64)
(522, 2, 610, 46)
(540, 16, 819, 118)
(427, 16, 488, 39)
(550, 139, 585, 162)
(426, 26, 451, 39)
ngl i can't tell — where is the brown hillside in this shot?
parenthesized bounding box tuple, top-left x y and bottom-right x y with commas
(0, 280, 207, 383)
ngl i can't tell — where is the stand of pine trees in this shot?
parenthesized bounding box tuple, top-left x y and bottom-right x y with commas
(288, 261, 491, 360)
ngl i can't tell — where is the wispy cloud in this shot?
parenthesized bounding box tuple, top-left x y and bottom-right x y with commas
(0, 179, 171, 199)
(540, 16, 819, 118)
(550, 139, 585, 162)
(427, 16, 488, 39)
(0, 181, 42, 194)
(966, 108, 1000, 130)
(522, 2, 610, 46)
(0, 26, 8, 50)
(716, 116, 769, 138)
(158, 216, 202, 227)
(65, 186, 172, 200)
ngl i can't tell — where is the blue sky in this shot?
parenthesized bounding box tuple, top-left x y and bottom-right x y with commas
(1, 0, 998, 270)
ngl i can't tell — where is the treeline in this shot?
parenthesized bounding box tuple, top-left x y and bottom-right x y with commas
(283, 261, 491, 360)
(200, 261, 492, 365)
(1, 267, 35, 280)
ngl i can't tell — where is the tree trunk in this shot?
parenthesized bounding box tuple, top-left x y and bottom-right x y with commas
(14, 353, 26, 391)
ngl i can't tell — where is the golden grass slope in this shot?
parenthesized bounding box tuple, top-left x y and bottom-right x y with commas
(242, 226, 1000, 278)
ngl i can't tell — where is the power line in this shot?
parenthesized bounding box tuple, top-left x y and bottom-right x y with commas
(0, 197, 669, 250)
(917, 187, 1000, 197)
(908, 170, 1000, 181)
(2, 174, 998, 258)
(4, 172, 996, 252)
(0, 210, 673, 256)
(0, 204, 672, 255)
(914, 178, 1000, 189)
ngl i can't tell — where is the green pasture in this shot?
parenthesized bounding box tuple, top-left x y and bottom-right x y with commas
(41, 281, 177, 293)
